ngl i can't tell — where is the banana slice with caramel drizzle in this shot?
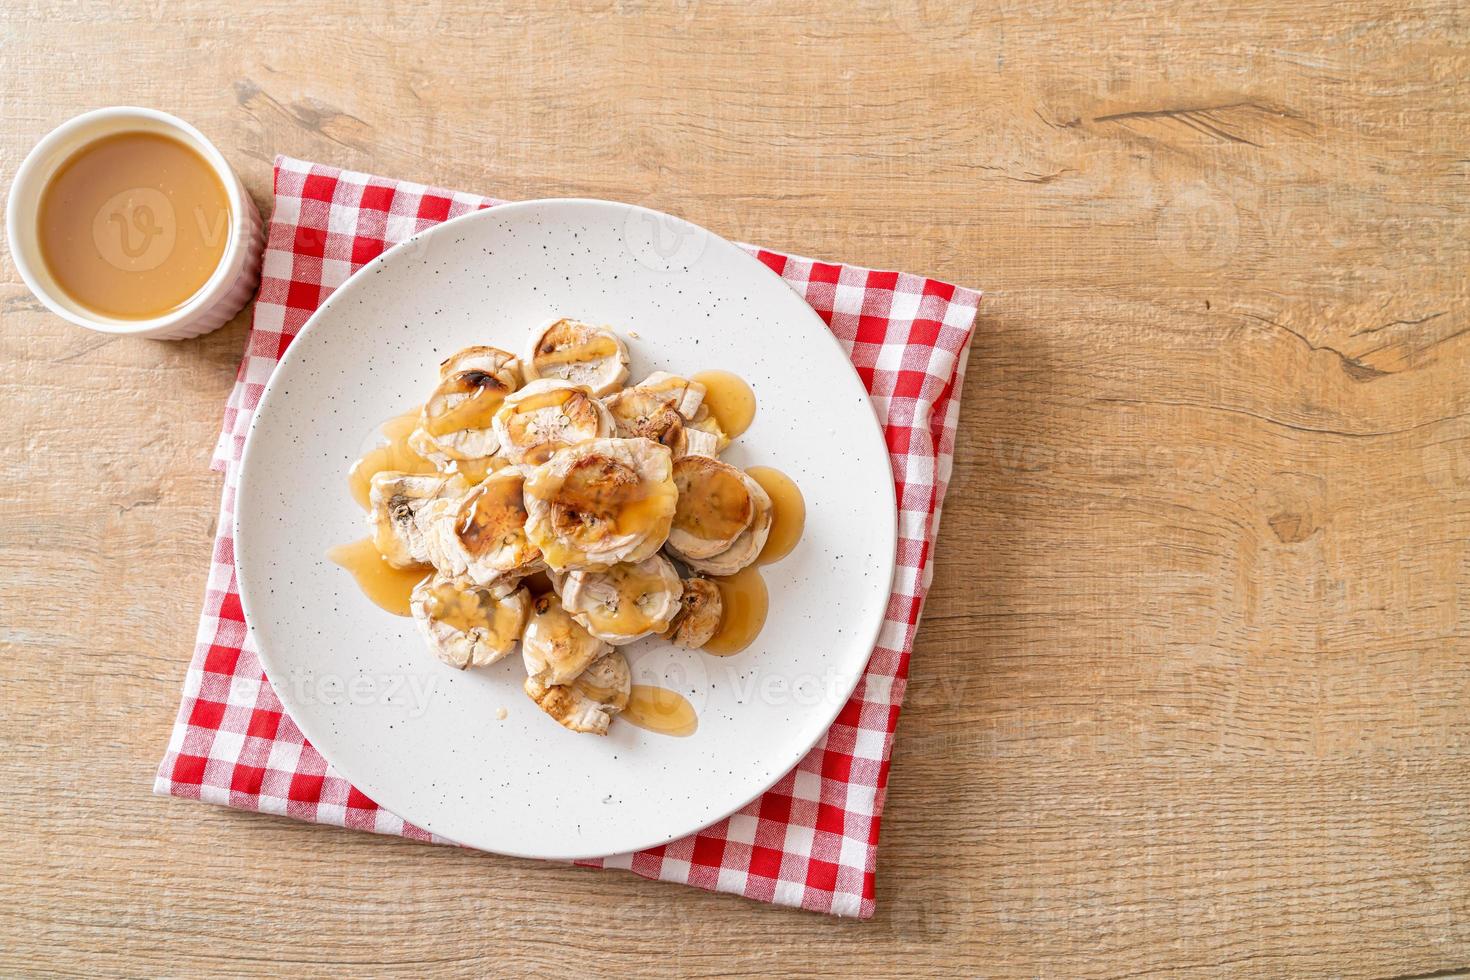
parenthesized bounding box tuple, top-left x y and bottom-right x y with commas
(632, 373, 726, 454)
(433, 467, 542, 586)
(601, 387, 687, 454)
(436, 345, 514, 380)
(522, 593, 611, 686)
(522, 437, 678, 569)
(369, 471, 469, 568)
(666, 458, 773, 576)
(601, 371, 717, 459)
(522, 318, 630, 396)
(408, 346, 521, 468)
(410, 574, 530, 669)
(664, 455, 756, 560)
(632, 371, 706, 418)
(523, 650, 631, 735)
(491, 378, 614, 466)
(560, 553, 684, 645)
(662, 576, 724, 649)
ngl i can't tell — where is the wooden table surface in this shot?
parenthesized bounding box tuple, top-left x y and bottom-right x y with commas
(2, 1, 1467, 976)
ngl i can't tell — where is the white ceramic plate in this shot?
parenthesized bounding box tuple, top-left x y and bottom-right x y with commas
(235, 199, 897, 860)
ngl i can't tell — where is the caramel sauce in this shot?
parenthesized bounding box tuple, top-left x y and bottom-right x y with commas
(615, 485, 677, 538)
(640, 374, 691, 396)
(513, 386, 581, 413)
(535, 333, 619, 369)
(691, 370, 756, 439)
(38, 131, 230, 320)
(446, 455, 507, 484)
(327, 538, 428, 617)
(745, 466, 806, 565)
(622, 685, 699, 737)
(423, 371, 510, 438)
(703, 566, 768, 655)
(347, 408, 436, 510)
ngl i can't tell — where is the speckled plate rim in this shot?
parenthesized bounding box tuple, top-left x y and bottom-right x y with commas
(233, 198, 898, 860)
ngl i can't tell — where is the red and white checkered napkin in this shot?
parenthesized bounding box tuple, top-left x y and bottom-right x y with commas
(155, 155, 980, 918)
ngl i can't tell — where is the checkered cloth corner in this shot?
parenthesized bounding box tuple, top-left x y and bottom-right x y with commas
(156, 155, 981, 918)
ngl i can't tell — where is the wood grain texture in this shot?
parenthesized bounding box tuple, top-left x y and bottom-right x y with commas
(1, 0, 1467, 976)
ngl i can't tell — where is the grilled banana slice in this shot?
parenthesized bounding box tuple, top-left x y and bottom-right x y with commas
(432, 467, 542, 586)
(522, 437, 678, 569)
(522, 318, 630, 396)
(681, 424, 722, 459)
(524, 650, 631, 735)
(522, 593, 611, 686)
(662, 576, 724, 649)
(436, 345, 517, 381)
(492, 379, 614, 466)
(601, 371, 717, 459)
(602, 386, 688, 455)
(369, 471, 468, 568)
(668, 463, 773, 576)
(410, 574, 530, 669)
(408, 346, 521, 467)
(665, 455, 756, 560)
(635, 371, 706, 418)
(560, 553, 683, 645)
